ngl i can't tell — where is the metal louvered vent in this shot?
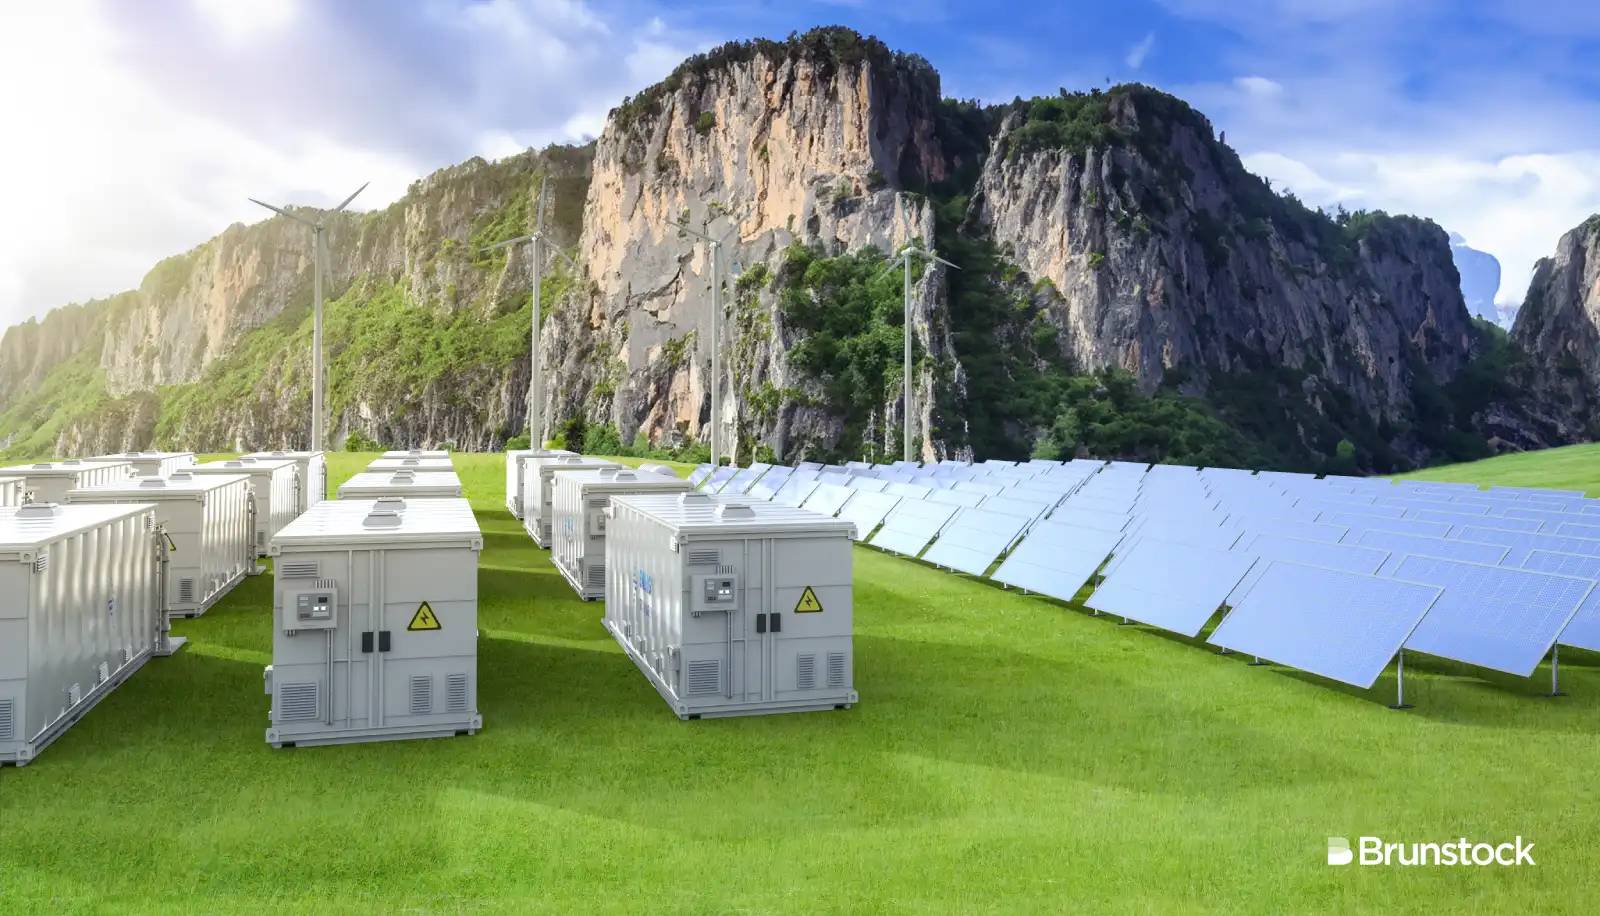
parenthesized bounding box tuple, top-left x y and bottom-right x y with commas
(797, 654, 817, 690)
(687, 549, 720, 567)
(68, 684, 83, 706)
(828, 652, 847, 688)
(279, 682, 319, 721)
(588, 497, 609, 508)
(586, 563, 606, 588)
(446, 673, 469, 713)
(32, 551, 49, 574)
(97, 662, 110, 684)
(409, 676, 433, 716)
(145, 515, 154, 530)
(121, 646, 132, 666)
(179, 579, 195, 604)
(0, 699, 12, 741)
(686, 659, 721, 696)
(279, 561, 320, 579)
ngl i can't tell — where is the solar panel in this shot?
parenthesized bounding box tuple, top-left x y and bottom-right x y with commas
(847, 476, 890, 493)
(882, 481, 934, 500)
(1256, 471, 1316, 484)
(1497, 507, 1579, 529)
(1332, 515, 1453, 541)
(1391, 556, 1592, 676)
(1023, 522, 1126, 555)
(1581, 502, 1600, 516)
(1208, 562, 1442, 689)
(686, 464, 715, 487)
(989, 533, 1111, 603)
(1201, 466, 1257, 480)
(746, 467, 794, 501)
(816, 472, 854, 488)
(1398, 481, 1482, 494)
(955, 481, 1009, 497)
(1411, 510, 1540, 533)
(1230, 534, 1387, 602)
(1225, 506, 1323, 525)
(795, 461, 824, 472)
(699, 466, 739, 493)
(1358, 529, 1511, 574)
(1455, 528, 1600, 566)
(1377, 496, 1471, 514)
(982, 496, 1054, 525)
(771, 476, 821, 508)
(1490, 485, 1587, 498)
(869, 502, 957, 557)
(925, 488, 984, 510)
(1049, 507, 1133, 533)
(1007, 485, 1067, 508)
(921, 510, 1029, 576)
(800, 483, 855, 517)
(1520, 551, 1600, 652)
(1064, 494, 1137, 515)
(1107, 461, 1150, 472)
(1524, 496, 1585, 511)
(1555, 521, 1600, 539)
(721, 463, 773, 495)
(1293, 492, 1380, 508)
(1234, 518, 1349, 545)
(1068, 458, 1107, 469)
(836, 491, 902, 541)
(1321, 474, 1394, 487)
(1088, 541, 1257, 636)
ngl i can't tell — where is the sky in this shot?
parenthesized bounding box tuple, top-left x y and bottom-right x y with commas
(2, 0, 1598, 331)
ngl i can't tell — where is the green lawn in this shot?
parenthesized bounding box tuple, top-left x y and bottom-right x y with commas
(2, 450, 1598, 913)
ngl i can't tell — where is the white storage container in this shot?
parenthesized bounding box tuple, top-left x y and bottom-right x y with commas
(263, 498, 483, 749)
(0, 503, 166, 765)
(0, 460, 135, 505)
(189, 458, 299, 559)
(507, 450, 576, 519)
(65, 472, 253, 618)
(243, 451, 328, 513)
(338, 471, 464, 499)
(0, 477, 21, 508)
(636, 463, 681, 478)
(552, 468, 694, 600)
(524, 456, 621, 547)
(604, 493, 857, 719)
(89, 451, 197, 478)
(381, 450, 450, 459)
(367, 457, 454, 472)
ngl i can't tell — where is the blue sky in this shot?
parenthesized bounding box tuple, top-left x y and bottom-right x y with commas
(2, 0, 1598, 329)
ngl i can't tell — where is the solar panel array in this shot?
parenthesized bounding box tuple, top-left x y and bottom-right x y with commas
(693, 453, 1600, 701)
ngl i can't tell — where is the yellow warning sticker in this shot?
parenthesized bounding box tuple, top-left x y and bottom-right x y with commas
(794, 586, 824, 613)
(165, 533, 177, 553)
(408, 601, 442, 631)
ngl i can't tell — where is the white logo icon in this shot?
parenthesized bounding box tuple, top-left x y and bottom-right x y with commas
(1328, 838, 1353, 866)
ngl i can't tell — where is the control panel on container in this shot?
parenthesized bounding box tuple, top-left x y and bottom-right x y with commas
(691, 573, 739, 614)
(282, 584, 339, 632)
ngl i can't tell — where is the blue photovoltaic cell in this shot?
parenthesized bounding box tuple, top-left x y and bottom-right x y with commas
(1357, 529, 1511, 575)
(1555, 521, 1600, 540)
(1490, 485, 1587, 498)
(687, 464, 715, 487)
(1298, 501, 1403, 521)
(1024, 523, 1126, 556)
(1524, 496, 1586, 511)
(990, 534, 1111, 602)
(1292, 492, 1380, 508)
(927, 488, 987, 509)
(771, 477, 821, 508)
(883, 481, 934, 500)
(1333, 516, 1454, 542)
(922, 511, 1029, 576)
(1520, 551, 1600, 651)
(1233, 517, 1348, 545)
(1049, 507, 1133, 533)
(1064, 495, 1138, 516)
(1377, 496, 1470, 513)
(1399, 481, 1482, 494)
(1229, 534, 1387, 602)
(846, 476, 890, 493)
(1392, 555, 1592, 676)
(1410, 509, 1538, 533)
(1208, 562, 1441, 689)
(1454, 528, 1600, 566)
(1007, 485, 1067, 508)
(982, 496, 1054, 526)
(1256, 471, 1316, 484)
(800, 483, 856, 517)
(835, 491, 902, 541)
(1225, 506, 1323, 525)
(1087, 541, 1257, 636)
(1498, 507, 1579, 530)
(869, 504, 957, 557)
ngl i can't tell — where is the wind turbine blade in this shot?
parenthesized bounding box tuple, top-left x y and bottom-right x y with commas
(877, 261, 899, 281)
(249, 198, 313, 225)
(535, 175, 550, 233)
(330, 182, 369, 214)
(672, 221, 716, 243)
(933, 255, 961, 270)
(552, 248, 580, 272)
(717, 205, 756, 244)
(486, 235, 532, 251)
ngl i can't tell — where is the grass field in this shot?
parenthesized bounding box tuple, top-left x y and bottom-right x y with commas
(3, 448, 1599, 913)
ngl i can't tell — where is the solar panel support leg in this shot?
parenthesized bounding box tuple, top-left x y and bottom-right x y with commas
(1545, 645, 1566, 698)
(1387, 650, 1414, 710)
(1247, 656, 1269, 666)
(1118, 617, 1136, 626)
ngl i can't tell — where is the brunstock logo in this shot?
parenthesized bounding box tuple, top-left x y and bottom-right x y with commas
(1328, 836, 1535, 867)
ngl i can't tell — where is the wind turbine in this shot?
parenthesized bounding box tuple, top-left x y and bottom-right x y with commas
(249, 182, 368, 452)
(656, 204, 752, 466)
(880, 193, 957, 462)
(488, 176, 578, 450)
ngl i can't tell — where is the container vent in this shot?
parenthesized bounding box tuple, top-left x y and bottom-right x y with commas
(18, 503, 62, 519)
(145, 515, 154, 530)
(686, 659, 721, 696)
(68, 683, 82, 706)
(97, 662, 110, 684)
(122, 646, 132, 666)
(446, 673, 469, 713)
(0, 699, 12, 741)
(409, 675, 433, 716)
(32, 551, 49, 574)
(587, 497, 610, 508)
(687, 549, 720, 567)
(797, 654, 817, 691)
(256, 529, 266, 545)
(828, 652, 847, 688)
(586, 563, 606, 588)
(715, 503, 757, 520)
(279, 682, 320, 721)
(279, 560, 319, 580)
(179, 578, 195, 604)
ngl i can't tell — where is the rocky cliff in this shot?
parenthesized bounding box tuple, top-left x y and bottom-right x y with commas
(1511, 217, 1600, 413)
(0, 27, 1589, 469)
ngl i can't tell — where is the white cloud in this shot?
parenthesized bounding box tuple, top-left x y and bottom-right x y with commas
(1233, 76, 1284, 99)
(192, 0, 299, 41)
(1125, 32, 1156, 69)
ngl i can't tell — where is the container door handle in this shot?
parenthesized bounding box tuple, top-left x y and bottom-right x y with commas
(379, 631, 392, 653)
(770, 612, 782, 633)
(755, 613, 767, 634)
(361, 632, 374, 653)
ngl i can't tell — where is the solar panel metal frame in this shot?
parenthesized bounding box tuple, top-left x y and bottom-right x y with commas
(1208, 562, 1442, 688)
(1554, 521, 1600, 540)
(1087, 541, 1258, 636)
(1391, 555, 1593, 676)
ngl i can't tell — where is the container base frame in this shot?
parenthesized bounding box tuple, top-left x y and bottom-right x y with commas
(606, 620, 858, 720)
(0, 646, 155, 767)
(267, 716, 483, 749)
(167, 567, 249, 620)
(524, 517, 552, 549)
(555, 557, 603, 602)
(506, 497, 524, 520)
